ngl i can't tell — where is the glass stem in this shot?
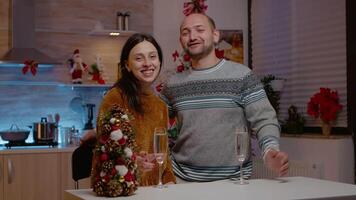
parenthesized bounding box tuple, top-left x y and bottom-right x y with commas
(158, 163, 163, 187)
(240, 163, 244, 184)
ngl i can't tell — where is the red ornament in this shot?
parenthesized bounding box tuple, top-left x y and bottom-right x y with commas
(111, 125, 120, 131)
(183, 53, 191, 61)
(215, 48, 225, 59)
(131, 153, 136, 161)
(116, 158, 126, 165)
(103, 174, 110, 183)
(99, 134, 109, 144)
(155, 82, 163, 93)
(183, 0, 208, 16)
(111, 168, 117, 175)
(118, 137, 126, 145)
(100, 153, 109, 162)
(176, 64, 185, 73)
(172, 50, 179, 62)
(124, 171, 134, 182)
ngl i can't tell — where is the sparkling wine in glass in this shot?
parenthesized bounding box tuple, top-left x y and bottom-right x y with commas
(153, 127, 168, 189)
(236, 127, 249, 185)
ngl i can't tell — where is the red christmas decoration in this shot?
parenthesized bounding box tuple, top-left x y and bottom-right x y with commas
(183, 0, 208, 16)
(22, 60, 38, 76)
(307, 88, 343, 123)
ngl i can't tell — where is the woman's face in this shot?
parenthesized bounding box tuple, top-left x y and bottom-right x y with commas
(126, 40, 161, 87)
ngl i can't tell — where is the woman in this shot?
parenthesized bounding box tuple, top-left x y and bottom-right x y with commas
(93, 33, 176, 186)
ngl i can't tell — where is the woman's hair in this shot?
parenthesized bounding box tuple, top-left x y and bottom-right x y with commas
(115, 33, 163, 114)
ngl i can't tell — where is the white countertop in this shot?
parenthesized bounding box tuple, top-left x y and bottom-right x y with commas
(64, 176, 356, 200)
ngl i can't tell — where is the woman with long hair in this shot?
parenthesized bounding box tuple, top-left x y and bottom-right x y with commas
(92, 33, 176, 186)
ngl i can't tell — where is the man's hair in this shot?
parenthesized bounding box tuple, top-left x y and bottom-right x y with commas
(180, 13, 216, 31)
(205, 14, 216, 29)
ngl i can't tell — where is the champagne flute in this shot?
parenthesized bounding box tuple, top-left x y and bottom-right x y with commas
(153, 127, 168, 189)
(235, 127, 249, 185)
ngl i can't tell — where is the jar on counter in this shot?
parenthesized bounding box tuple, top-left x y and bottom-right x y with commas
(60, 126, 72, 146)
(70, 126, 81, 146)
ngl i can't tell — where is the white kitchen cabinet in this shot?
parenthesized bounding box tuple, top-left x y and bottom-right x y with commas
(2, 152, 60, 200)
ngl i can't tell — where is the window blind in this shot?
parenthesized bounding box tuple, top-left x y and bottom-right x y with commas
(251, 0, 347, 127)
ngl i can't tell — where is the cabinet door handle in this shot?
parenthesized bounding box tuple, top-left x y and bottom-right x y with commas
(8, 159, 13, 184)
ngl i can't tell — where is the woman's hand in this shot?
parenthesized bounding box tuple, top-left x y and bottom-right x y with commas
(80, 129, 96, 147)
(136, 151, 156, 172)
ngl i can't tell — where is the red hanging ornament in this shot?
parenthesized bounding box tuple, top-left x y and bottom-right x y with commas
(183, 0, 208, 16)
(22, 60, 38, 76)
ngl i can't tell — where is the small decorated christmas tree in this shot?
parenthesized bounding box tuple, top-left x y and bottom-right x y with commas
(92, 105, 139, 197)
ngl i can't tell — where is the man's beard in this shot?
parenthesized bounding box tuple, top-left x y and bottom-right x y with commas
(184, 43, 215, 60)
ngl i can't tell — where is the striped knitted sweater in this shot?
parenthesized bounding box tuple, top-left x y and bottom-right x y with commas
(161, 59, 280, 182)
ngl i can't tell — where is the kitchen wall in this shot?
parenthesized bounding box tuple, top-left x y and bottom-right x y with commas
(0, 0, 153, 143)
(153, 0, 248, 84)
(0, 0, 247, 144)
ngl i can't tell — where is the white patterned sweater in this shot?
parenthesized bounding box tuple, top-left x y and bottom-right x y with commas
(161, 59, 280, 182)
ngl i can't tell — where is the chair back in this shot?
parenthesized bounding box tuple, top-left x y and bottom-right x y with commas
(72, 144, 94, 188)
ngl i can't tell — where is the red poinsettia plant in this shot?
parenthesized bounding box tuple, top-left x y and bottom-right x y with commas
(307, 88, 343, 123)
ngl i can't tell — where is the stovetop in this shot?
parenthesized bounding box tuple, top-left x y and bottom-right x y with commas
(4, 141, 58, 149)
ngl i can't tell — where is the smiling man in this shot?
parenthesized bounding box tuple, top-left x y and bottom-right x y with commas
(161, 13, 289, 182)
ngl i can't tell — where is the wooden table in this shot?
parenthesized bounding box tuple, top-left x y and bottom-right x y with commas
(64, 176, 356, 200)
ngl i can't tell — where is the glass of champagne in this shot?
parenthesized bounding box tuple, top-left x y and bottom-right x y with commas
(236, 127, 249, 185)
(153, 127, 168, 189)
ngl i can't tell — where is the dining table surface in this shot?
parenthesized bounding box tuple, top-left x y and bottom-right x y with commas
(64, 176, 356, 200)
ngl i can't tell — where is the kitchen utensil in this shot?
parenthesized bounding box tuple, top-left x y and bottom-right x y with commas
(53, 113, 60, 142)
(83, 104, 95, 130)
(69, 96, 84, 114)
(55, 113, 60, 124)
(47, 114, 54, 123)
(32, 117, 58, 142)
(0, 124, 30, 142)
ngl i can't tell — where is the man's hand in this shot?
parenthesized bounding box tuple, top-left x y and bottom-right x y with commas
(264, 149, 289, 176)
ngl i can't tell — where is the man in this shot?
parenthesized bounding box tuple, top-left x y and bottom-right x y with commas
(161, 13, 289, 182)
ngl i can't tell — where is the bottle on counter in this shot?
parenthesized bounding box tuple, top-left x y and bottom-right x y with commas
(124, 12, 130, 30)
(116, 11, 123, 30)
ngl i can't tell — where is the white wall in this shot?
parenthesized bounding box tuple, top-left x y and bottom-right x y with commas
(281, 137, 354, 184)
(153, 1, 355, 184)
(153, 0, 249, 83)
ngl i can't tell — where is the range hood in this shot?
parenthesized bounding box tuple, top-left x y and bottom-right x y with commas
(0, 0, 60, 67)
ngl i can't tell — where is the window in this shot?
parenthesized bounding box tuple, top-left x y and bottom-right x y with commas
(250, 0, 347, 128)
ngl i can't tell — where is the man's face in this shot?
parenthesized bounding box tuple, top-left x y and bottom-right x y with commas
(180, 14, 219, 60)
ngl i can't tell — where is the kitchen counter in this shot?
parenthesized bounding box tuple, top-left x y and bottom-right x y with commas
(64, 177, 356, 200)
(0, 144, 78, 154)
